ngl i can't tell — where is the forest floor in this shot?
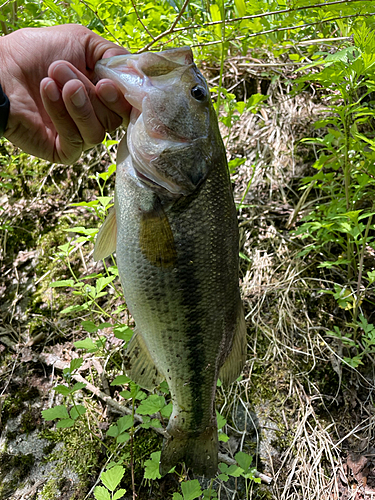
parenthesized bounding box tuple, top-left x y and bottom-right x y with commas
(0, 57, 375, 500)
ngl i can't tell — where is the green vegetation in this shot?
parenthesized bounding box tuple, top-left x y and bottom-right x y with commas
(1, 1, 375, 499)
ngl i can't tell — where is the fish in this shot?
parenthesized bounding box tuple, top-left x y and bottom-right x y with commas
(94, 47, 246, 478)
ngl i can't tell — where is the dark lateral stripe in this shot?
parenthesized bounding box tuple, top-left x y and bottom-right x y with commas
(178, 237, 205, 430)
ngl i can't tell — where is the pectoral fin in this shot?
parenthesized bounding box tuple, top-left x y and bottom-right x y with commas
(93, 208, 117, 261)
(123, 330, 163, 390)
(219, 305, 247, 386)
(140, 202, 177, 268)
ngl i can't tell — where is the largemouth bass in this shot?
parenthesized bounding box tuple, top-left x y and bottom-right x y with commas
(94, 47, 246, 478)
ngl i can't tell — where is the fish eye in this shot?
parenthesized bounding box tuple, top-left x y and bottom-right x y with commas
(191, 85, 207, 101)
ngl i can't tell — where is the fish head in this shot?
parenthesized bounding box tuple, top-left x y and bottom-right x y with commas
(96, 47, 222, 197)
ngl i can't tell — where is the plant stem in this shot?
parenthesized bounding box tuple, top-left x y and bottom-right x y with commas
(215, 0, 226, 117)
(342, 108, 353, 278)
(353, 214, 373, 324)
(130, 397, 136, 500)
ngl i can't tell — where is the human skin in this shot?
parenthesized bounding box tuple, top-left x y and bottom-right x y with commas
(0, 24, 131, 164)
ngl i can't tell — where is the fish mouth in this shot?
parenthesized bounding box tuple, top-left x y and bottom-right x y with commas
(96, 48, 205, 196)
(96, 50, 194, 143)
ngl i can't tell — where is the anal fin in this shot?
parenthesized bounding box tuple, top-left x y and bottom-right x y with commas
(219, 304, 247, 386)
(123, 330, 163, 390)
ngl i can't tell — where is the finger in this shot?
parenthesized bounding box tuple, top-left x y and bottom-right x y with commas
(40, 77, 84, 164)
(96, 79, 131, 127)
(50, 61, 125, 135)
(61, 79, 107, 146)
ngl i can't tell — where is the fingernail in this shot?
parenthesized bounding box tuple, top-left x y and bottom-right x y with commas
(45, 81, 60, 102)
(53, 63, 77, 84)
(70, 87, 86, 108)
(100, 84, 119, 103)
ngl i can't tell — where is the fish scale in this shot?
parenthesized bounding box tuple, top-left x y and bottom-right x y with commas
(94, 47, 247, 477)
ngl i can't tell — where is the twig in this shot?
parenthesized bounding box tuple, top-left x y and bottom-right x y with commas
(78, 0, 122, 46)
(140, 0, 190, 52)
(192, 11, 375, 48)
(130, 0, 155, 40)
(140, 0, 370, 49)
(37, 352, 168, 434)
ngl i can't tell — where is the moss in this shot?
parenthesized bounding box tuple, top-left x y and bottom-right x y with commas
(43, 441, 57, 457)
(1, 385, 39, 427)
(39, 478, 59, 500)
(0, 452, 35, 500)
(123, 428, 162, 488)
(38, 423, 102, 499)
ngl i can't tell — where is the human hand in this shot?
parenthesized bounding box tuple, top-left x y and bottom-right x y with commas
(0, 24, 131, 164)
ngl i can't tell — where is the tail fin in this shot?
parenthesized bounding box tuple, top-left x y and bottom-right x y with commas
(160, 426, 218, 478)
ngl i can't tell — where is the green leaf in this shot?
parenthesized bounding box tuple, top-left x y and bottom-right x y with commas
(70, 404, 86, 420)
(94, 485, 111, 500)
(96, 276, 115, 293)
(216, 410, 226, 429)
(111, 375, 131, 386)
(235, 451, 253, 472)
(227, 464, 243, 477)
(137, 395, 166, 415)
(181, 479, 202, 500)
(106, 425, 119, 438)
(60, 303, 89, 315)
(81, 321, 99, 333)
(42, 405, 69, 421)
(173, 494, 183, 500)
(50, 279, 75, 287)
(116, 415, 134, 434)
(56, 418, 75, 428)
(210, 4, 222, 38)
(113, 325, 133, 341)
(159, 381, 170, 394)
(97, 196, 113, 208)
(116, 432, 130, 443)
(43, 0, 63, 15)
(53, 384, 71, 396)
(218, 432, 230, 442)
(113, 490, 127, 500)
(69, 358, 83, 372)
(218, 473, 229, 481)
(160, 403, 173, 418)
(74, 338, 97, 351)
(101, 465, 125, 492)
(344, 356, 364, 368)
(70, 382, 86, 393)
(234, 0, 246, 17)
(144, 451, 162, 480)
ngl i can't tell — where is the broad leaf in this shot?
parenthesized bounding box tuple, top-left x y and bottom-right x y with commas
(101, 465, 125, 492)
(42, 405, 69, 421)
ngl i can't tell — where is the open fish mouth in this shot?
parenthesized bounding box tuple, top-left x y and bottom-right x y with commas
(95, 47, 211, 196)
